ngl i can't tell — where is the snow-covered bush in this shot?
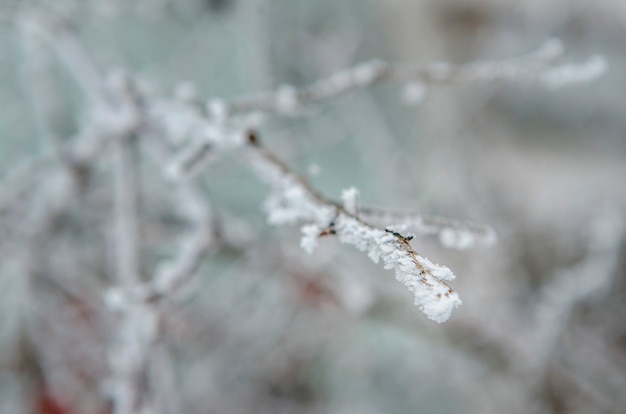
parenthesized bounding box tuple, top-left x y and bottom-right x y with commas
(0, 2, 619, 414)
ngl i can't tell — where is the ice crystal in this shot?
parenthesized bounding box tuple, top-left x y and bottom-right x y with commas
(341, 186, 359, 215)
(300, 224, 321, 254)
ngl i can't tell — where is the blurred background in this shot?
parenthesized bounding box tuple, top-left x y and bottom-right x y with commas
(0, 0, 625, 413)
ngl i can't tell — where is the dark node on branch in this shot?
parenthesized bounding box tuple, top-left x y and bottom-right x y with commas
(385, 228, 413, 242)
(70, 160, 92, 190)
(246, 130, 260, 146)
(318, 228, 336, 237)
(385, 228, 401, 237)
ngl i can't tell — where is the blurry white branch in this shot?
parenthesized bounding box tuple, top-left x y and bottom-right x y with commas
(161, 39, 607, 181)
(142, 136, 219, 302)
(16, 13, 157, 413)
(529, 206, 625, 372)
(16, 7, 107, 105)
(211, 39, 606, 118)
(105, 137, 217, 414)
(147, 183, 216, 300)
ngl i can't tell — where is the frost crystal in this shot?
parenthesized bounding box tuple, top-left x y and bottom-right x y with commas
(440, 228, 478, 250)
(334, 215, 461, 323)
(151, 101, 203, 145)
(341, 186, 359, 215)
(353, 60, 386, 84)
(174, 81, 197, 102)
(534, 38, 564, 61)
(276, 84, 299, 113)
(358, 209, 497, 250)
(300, 224, 321, 254)
(402, 82, 427, 105)
(541, 56, 607, 88)
(264, 185, 334, 226)
(207, 99, 228, 123)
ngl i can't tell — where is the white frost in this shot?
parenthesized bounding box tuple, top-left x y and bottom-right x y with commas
(341, 186, 359, 215)
(334, 215, 461, 323)
(534, 38, 564, 61)
(353, 60, 386, 84)
(207, 99, 228, 123)
(264, 185, 334, 226)
(174, 81, 197, 102)
(402, 82, 427, 105)
(300, 224, 321, 254)
(440, 228, 477, 250)
(276, 84, 299, 113)
(541, 56, 607, 88)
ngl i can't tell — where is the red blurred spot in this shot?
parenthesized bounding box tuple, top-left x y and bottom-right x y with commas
(35, 392, 71, 414)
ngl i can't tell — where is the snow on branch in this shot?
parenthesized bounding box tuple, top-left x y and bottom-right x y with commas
(359, 207, 497, 250)
(243, 132, 461, 323)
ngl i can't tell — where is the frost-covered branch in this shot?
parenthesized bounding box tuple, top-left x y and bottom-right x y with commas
(528, 207, 625, 372)
(145, 183, 215, 301)
(104, 150, 216, 414)
(141, 137, 218, 302)
(210, 39, 606, 117)
(359, 207, 497, 250)
(105, 290, 158, 414)
(23, 16, 156, 410)
(243, 132, 461, 323)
